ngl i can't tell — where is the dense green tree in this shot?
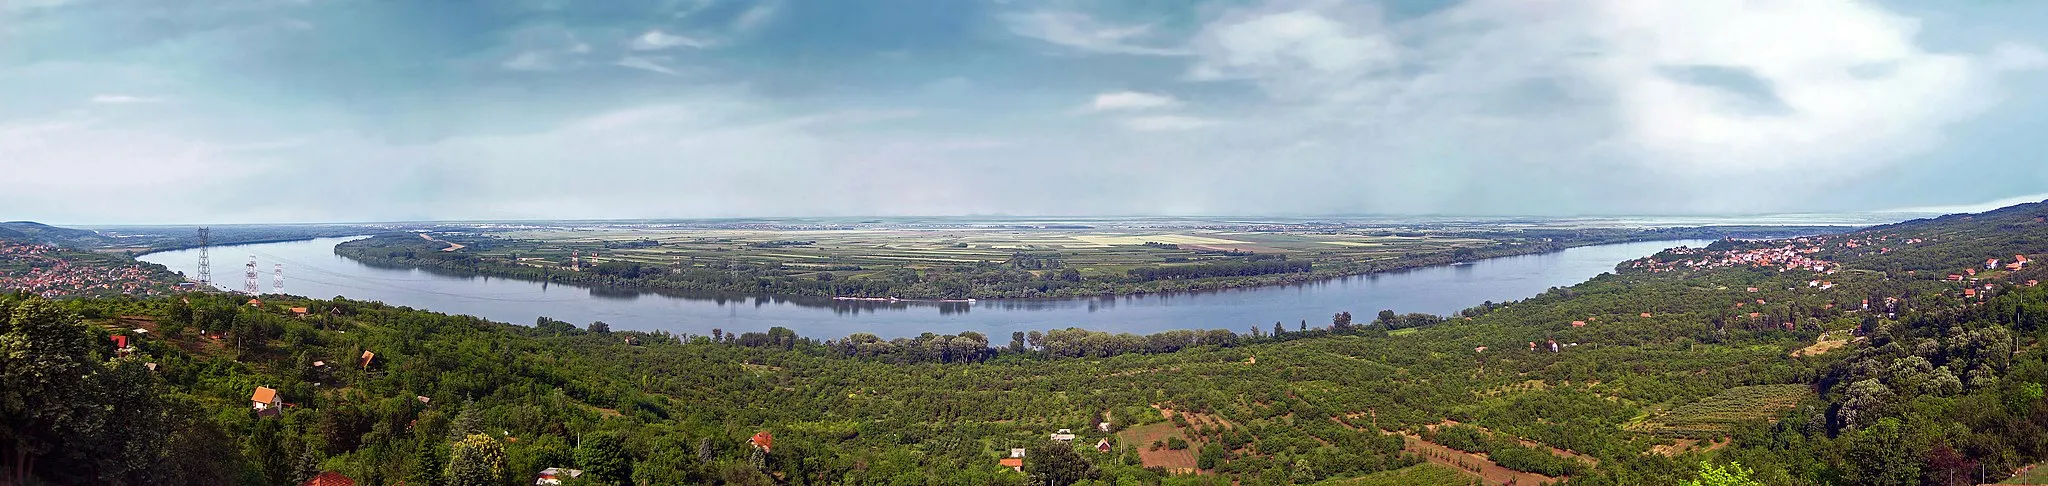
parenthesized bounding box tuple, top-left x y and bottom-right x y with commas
(574, 433, 632, 486)
(1026, 441, 1098, 486)
(446, 434, 506, 486)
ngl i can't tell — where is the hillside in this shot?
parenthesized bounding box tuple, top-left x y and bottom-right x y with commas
(1, 201, 2046, 485)
(0, 221, 112, 247)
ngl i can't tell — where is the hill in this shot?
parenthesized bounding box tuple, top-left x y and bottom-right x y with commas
(0, 221, 112, 247)
(1, 201, 2046, 485)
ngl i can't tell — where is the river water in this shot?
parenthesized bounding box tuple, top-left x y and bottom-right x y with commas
(139, 237, 1707, 339)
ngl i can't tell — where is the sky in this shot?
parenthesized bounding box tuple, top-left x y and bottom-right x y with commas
(3, 0, 2046, 224)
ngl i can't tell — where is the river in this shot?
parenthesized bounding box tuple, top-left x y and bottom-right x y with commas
(139, 237, 1708, 339)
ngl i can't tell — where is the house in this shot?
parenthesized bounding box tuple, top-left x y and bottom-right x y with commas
(1640, 313, 1653, 318)
(110, 334, 128, 349)
(247, 298, 263, 307)
(1965, 289, 1978, 298)
(358, 350, 376, 370)
(999, 457, 1024, 472)
(418, 396, 432, 404)
(299, 471, 355, 486)
(535, 467, 584, 485)
(1747, 287, 1759, 293)
(1570, 321, 1586, 328)
(2028, 280, 2040, 287)
(1474, 346, 1487, 353)
(1010, 448, 1026, 458)
(1989, 259, 2002, 270)
(252, 386, 281, 417)
(290, 307, 309, 317)
(1095, 438, 1113, 453)
(750, 431, 773, 453)
(1097, 421, 1111, 432)
(1050, 429, 1076, 442)
(1949, 275, 1966, 281)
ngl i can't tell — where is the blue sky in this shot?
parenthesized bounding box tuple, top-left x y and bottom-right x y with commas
(2, 0, 2045, 224)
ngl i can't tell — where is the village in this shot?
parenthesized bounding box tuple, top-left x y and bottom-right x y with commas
(0, 239, 177, 298)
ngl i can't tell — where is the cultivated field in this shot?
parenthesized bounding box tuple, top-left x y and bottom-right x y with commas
(1629, 384, 1811, 439)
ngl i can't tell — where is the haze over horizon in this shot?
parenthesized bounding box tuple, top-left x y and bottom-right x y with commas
(5, 0, 2048, 224)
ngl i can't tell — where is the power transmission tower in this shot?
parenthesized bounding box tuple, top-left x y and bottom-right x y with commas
(273, 264, 284, 293)
(244, 255, 259, 295)
(195, 228, 211, 289)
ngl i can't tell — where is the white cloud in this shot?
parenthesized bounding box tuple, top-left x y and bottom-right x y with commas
(88, 94, 162, 104)
(1003, 10, 1188, 56)
(1121, 115, 1217, 131)
(732, 2, 779, 33)
(616, 56, 682, 76)
(1163, 0, 2045, 212)
(629, 29, 712, 50)
(1091, 91, 1179, 111)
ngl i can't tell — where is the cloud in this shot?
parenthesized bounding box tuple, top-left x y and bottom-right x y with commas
(1158, 0, 2046, 213)
(732, 3, 779, 33)
(616, 56, 682, 76)
(1121, 115, 1217, 131)
(628, 29, 713, 50)
(1003, 10, 1188, 56)
(89, 94, 163, 104)
(1091, 91, 1180, 111)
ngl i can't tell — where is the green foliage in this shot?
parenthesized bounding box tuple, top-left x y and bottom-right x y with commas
(1026, 441, 1098, 486)
(1681, 461, 1761, 486)
(445, 434, 506, 486)
(574, 433, 632, 485)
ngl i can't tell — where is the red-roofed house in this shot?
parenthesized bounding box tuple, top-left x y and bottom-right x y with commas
(750, 431, 773, 453)
(300, 471, 355, 486)
(1571, 321, 1586, 328)
(359, 350, 375, 370)
(110, 334, 128, 349)
(999, 457, 1024, 472)
(1640, 313, 1652, 318)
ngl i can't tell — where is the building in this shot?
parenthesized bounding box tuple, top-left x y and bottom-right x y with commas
(1570, 321, 1586, 328)
(999, 457, 1023, 472)
(750, 431, 773, 453)
(1010, 448, 1026, 458)
(299, 471, 355, 486)
(290, 307, 309, 317)
(1095, 438, 1113, 453)
(358, 350, 376, 370)
(252, 386, 281, 417)
(1050, 429, 1076, 442)
(535, 468, 584, 485)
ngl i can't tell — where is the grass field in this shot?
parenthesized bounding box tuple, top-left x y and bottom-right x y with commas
(1630, 384, 1811, 439)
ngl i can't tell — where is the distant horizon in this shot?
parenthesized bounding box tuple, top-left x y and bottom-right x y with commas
(38, 192, 2043, 229)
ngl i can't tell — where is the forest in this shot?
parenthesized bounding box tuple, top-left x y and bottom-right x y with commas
(3, 203, 2047, 485)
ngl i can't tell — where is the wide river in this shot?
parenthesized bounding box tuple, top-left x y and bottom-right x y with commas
(140, 237, 1708, 339)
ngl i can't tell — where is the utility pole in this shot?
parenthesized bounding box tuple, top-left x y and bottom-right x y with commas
(273, 264, 284, 293)
(244, 255, 259, 295)
(195, 228, 211, 289)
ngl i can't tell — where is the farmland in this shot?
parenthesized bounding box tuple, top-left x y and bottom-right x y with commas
(333, 218, 1843, 299)
(1627, 384, 1812, 439)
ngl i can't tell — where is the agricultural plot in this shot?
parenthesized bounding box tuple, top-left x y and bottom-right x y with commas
(1629, 384, 1811, 439)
